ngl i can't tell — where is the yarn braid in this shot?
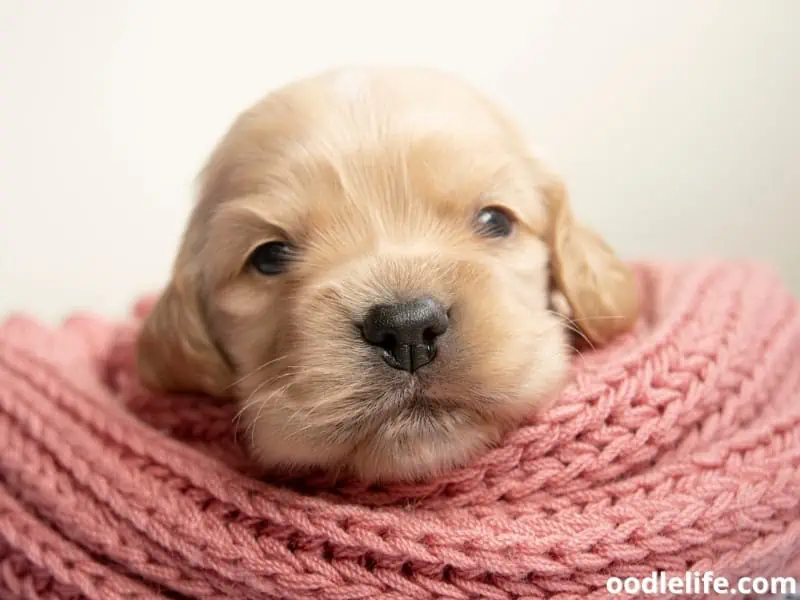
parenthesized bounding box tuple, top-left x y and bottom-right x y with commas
(0, 261, 798, 599)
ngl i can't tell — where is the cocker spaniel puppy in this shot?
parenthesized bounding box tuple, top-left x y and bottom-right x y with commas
(136, 67, 638, 482)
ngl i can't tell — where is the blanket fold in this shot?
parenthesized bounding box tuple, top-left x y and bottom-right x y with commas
(1, 261, 799, 599)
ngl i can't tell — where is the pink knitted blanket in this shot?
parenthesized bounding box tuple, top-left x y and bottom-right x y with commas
(1, 261, 799, 600)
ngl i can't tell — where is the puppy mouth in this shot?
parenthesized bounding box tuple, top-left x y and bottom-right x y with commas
(394, 382, 436, 412)
(380, 377, 462, 419)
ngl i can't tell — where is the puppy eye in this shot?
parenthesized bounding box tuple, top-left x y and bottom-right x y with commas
(247, 241, 294, 275)
(473, 206, 515, 238)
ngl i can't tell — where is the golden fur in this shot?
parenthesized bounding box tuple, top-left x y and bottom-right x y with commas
(136, 67, 638, 482)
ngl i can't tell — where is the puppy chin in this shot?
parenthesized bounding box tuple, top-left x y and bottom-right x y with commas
(246, 392, 505, 483)
(352, 418, 504, 482)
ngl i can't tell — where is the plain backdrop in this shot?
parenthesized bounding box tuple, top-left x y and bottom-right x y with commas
(1, 1, 798, 323)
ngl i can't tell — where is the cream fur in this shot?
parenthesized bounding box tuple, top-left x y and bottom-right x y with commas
(136, 67, 638, 483)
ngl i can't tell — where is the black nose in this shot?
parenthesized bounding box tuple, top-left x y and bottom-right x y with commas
(361, 297, 449, 373)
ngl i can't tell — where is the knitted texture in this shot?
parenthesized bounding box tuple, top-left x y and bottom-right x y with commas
(1, 261, 799, 600)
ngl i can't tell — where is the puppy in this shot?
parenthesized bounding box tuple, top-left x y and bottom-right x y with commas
(136, 67, 638, 482)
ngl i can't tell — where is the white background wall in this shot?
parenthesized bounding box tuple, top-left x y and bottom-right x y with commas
(1, 1, 798, 323)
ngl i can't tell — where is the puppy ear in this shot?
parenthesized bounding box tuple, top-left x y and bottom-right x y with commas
(543, 175, 639, 346)
(136, 270, 233, 396)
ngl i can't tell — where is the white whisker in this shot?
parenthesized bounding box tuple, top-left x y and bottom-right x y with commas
(546, 309, 596, 351)
(225, 354, 288, 391)
(246, 379, 295, 447)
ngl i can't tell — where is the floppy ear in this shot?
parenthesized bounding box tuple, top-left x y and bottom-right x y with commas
(136, 268, 234, 397)
(543, 175, 639, 346)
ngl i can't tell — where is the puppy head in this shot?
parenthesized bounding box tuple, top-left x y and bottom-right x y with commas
(137, 68, 638, 482)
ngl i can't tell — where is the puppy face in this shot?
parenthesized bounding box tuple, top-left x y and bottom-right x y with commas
(137, 68, 638, 482)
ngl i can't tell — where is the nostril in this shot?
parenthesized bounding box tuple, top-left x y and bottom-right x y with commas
(359, 324, 396, 350)
(422, 325, 443, 343)
(378, 332, 397, 351)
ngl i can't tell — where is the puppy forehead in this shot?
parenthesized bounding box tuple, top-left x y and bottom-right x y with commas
(247, 138, 545, 244)
(206, 68, 547, 236)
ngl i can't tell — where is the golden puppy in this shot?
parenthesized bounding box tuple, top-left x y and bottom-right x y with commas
(136, 67, 638, 482)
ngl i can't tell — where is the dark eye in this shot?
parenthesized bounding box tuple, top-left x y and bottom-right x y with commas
(473, 206, 515, 238)
(247, 241, 294, 275)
